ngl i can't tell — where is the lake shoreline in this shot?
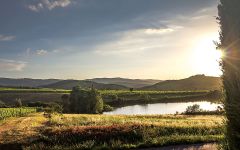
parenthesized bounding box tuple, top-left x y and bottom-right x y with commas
(104, 101, 221, 115)
(106, 93, 220, 108)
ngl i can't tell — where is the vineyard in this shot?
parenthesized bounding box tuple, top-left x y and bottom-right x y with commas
(0, 87, 69, 93)
(0, 108, 36, 120)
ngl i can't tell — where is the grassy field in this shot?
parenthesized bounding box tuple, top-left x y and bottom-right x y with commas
(0, 113, 224, 149)
(0, 88, 221, 107)
(0, 108, 37, 120)
(0, 87, 209, 94)
(0, 87, 70, 93)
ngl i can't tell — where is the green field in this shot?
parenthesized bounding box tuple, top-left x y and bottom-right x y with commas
(0, 88, 221, 107)
(0, 108, 37, 120)
(0, 87, 209, 94)
(0, 87, 70, 93)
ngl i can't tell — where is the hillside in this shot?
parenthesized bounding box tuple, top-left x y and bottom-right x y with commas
(41, 80, 128, 90)
(88, 78, 161, 88)
(141, 75, 222, 91)
(0, 78, 60, 87)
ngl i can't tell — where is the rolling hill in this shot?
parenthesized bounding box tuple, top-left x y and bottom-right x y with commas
(40, 80, 128, 90)
(88, 78, 161, 88)
(0, 78, 60, 87)
(141, 75, 222, 91)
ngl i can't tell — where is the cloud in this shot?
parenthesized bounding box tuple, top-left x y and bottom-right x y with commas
(94, 26, 181, 56)
(0, 35, 15, 41)
(28, 3, 44, 12)
(144, 28, 174, 35)
(52, 49, 61, 53)
(0, 59, 27, 71)
(28, 0, 72, 12)
(36, 49, 48, 55)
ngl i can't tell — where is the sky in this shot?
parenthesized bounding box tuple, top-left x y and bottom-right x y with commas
(0, 0, 221, 80)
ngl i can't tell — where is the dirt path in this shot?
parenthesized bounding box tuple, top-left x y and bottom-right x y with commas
(139, 143, 218, 150)
(0, 113, 47, 144)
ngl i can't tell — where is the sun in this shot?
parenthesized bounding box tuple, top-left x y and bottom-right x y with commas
(192, 35, 223, 76)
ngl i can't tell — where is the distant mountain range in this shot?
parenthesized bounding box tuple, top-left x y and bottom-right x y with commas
(0, 75, 222, 91)
(141, 75, 222, 91)
(87, 78, 161, 88)
(0, 78, 60, 87)
(41, 80, 128, 90)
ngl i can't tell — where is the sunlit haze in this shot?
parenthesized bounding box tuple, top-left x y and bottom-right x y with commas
(0, 0, 221, 80)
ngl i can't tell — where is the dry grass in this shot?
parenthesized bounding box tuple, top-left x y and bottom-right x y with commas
(49, 114, 223, 128)
(0, 113, 224, 149)
(0, 113, 47, 144)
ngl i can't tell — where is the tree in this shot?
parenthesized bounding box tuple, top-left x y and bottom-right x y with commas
(218, 1, 240, 149)
(185, 104, 202, 114)
(61, 94, 70, 113)
(69, 86, 103, 114)
(15, 98, 22, 107)
(129, 88, 134, 92)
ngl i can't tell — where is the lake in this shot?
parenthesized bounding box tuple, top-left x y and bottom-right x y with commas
(104, 101, 221, 115)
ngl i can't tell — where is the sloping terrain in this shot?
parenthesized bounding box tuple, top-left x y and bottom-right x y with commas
(0, 78, 60, 87)
(88, 78, 161, 88)
(142, 75, 222, 91)
(41, 80, 128, 90)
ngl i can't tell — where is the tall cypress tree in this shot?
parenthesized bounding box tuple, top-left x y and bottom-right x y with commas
(218, 0, 240, 149)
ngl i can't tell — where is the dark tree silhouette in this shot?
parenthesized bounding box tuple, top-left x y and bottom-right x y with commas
(69, 86, 103, 114)
(15, 98, 22, 108)
(61, 94, 70, 113)
(218, 0, 240, 149)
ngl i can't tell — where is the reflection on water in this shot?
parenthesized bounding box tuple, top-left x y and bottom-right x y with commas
(104, 101, 221, 115)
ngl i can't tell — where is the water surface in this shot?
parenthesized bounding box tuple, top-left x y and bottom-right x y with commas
(104, 101, 221, 115)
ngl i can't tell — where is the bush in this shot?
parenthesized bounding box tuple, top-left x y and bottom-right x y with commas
(15, 98, 22, 107)
(0, 100, 7, 108)
(129, 88, 134, 92)
(107, 94, 118, 101)
(185, 104, 202, 114)
(103, 104, 114, 112)
(69, 86, 104, 114)
(27, 101, 50, 107)
(61, 94, 70, 113)
(140, 94, 151, 103)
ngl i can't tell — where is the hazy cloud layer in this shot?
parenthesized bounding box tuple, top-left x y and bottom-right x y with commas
(94, 25, 181, 56)
(36, 49, 48, 55)
(28, 0, 72, 12)
(0, 59, 26, 71)
(0, 35, 15, 41)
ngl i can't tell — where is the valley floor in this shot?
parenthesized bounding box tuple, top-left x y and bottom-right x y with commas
(0, 113, 224, 150)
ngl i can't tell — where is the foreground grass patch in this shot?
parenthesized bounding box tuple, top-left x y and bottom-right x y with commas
(28, 114, 224, 149)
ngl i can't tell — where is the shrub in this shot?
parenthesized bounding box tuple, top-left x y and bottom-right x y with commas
(40, 103, 63, 114)
(27, 101, 49, 107)
(129, 88, 134, 92)
(15, 98, 22, 107)
(185, 104, 202, 114)
(61, 94, 70, 113)
(140, 94, 151, 103)
(103, 104, 114, 112)
(69, 86, 104, 114)
(0, 100, 7, 108)
(107, 94, 118, 101)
